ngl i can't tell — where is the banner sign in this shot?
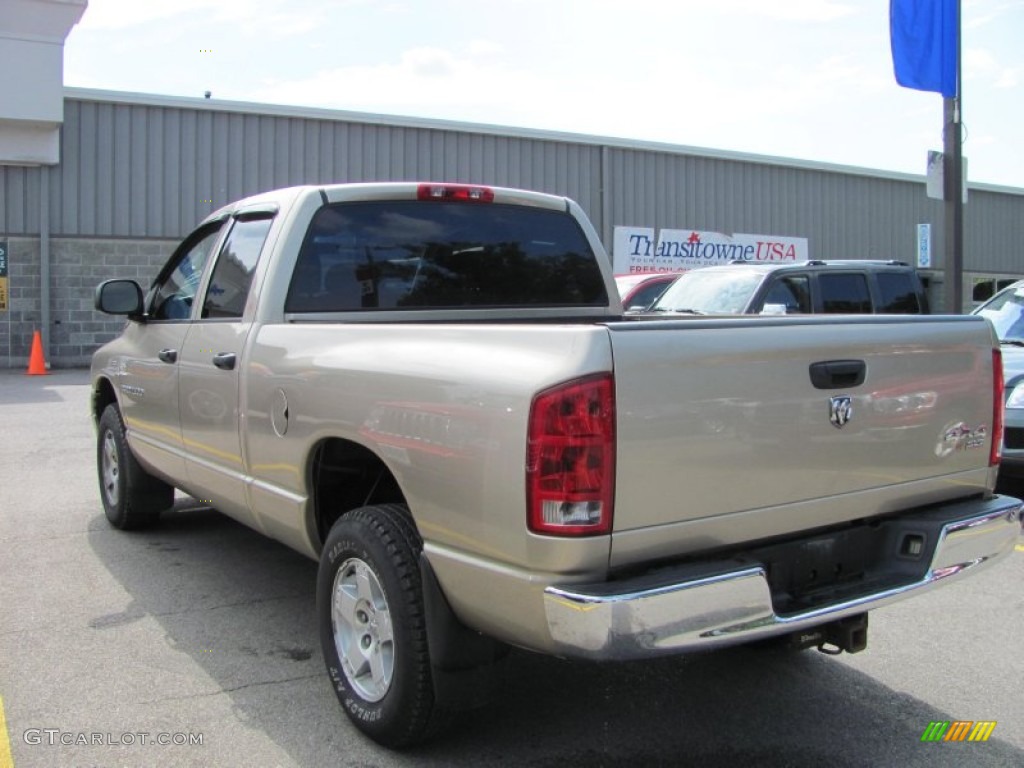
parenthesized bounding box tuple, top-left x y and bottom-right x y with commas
(612, 226, 809, 275)
(0, 239, 7, 312)
(890, 0, 958, 98)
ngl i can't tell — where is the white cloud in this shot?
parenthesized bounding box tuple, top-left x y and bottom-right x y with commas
(966, 49, 1000, 74)
(250, 48, 562, 120)
(402, 48, 460, 78)
(713, 0, 858, 22)
(994, 68, 1020, 88)
(965, 48, 1023, 89)
(76, 0, 334, 34)
(76, 0, 214, 29)
(468, 39, 504, 57)
(964, 0, 1024, 29)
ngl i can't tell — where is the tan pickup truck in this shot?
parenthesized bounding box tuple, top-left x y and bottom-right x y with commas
(90, 182, 1022, 747)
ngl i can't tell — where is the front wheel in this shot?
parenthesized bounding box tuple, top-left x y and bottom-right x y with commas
(97, 404, 173, 529)
(317, 504, 442, 748)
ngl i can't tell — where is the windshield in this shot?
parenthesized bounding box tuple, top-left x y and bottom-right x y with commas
(975, 284, 1024, 342)
(650, 269, 765, 314)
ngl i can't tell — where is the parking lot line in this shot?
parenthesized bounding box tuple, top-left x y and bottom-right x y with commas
(0, 695, 13, 768)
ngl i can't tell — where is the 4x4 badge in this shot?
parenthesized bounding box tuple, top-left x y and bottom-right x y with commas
(830, 396, 853, 429)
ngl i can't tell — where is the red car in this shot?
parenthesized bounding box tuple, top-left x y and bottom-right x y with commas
(614, 272, 680, 311)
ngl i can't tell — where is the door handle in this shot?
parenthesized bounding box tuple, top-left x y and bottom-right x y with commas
(809, 359, 866, 389)
(157, 348, 178, 364)
(212, 352, 237, 371)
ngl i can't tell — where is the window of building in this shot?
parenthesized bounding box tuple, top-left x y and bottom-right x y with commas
(971, 276, 1020, 306)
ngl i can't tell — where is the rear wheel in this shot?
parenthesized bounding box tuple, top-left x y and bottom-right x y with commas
(97, 404, 173, 529)
(317, 504, 442, 748)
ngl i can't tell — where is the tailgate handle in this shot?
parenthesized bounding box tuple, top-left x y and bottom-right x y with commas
(810, 360, 866, 389)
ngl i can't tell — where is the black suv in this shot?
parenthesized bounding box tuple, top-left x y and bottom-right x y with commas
(647, 260, 929, 315)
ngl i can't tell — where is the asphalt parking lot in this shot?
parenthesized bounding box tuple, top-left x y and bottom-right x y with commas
(1, 369, 1022, 768)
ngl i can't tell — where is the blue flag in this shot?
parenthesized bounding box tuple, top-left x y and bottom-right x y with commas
(890, 0, 958, 98)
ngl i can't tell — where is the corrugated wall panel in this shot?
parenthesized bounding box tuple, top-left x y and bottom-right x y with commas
(176, 111, 192, 232)
(144, 108, 162, 236)
(78, 100, 97, 235)
(128, 105, 146, 235)
(0, 165, 28, 233)
(239, 115, 256, 199)
(94, 102, 113, 234)
(112, 105, 131, 234)
(60, 101, 80, 234)
(195, 110, 213, 222)
(968, 190, 1021, 274)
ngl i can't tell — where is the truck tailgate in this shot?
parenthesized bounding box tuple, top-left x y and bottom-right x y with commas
(608, 315, 998, 566)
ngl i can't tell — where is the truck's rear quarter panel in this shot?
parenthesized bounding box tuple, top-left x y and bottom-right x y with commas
(245, 322, 614, 568)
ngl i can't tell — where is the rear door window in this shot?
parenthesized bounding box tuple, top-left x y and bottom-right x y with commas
(876, 272, 923, 313)
(201, 215, 274, 319)
(285, 201, 607, 312)
(819, 273, 872, 313)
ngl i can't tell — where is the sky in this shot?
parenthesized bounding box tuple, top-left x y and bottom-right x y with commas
(62, 0, 1024, 189)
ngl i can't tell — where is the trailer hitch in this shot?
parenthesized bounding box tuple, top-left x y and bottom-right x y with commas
(782, 613, 869, 655)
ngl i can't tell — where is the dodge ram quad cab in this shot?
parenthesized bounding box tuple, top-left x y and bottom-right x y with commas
(90, 182, 1022, 747)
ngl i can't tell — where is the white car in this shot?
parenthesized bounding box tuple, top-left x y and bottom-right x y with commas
(973, 280, 1024, 483)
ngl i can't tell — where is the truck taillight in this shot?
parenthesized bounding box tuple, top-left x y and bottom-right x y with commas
(992, 348, 1004, 467)
(417, 183, 494, 203)
(526, 374, 615, 536)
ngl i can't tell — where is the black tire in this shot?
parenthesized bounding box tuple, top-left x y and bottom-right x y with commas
(317, 504, 442, 748)
(97, 404, 173, 530)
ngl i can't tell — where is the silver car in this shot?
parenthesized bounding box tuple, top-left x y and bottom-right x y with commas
(973, 280, 1024, 481)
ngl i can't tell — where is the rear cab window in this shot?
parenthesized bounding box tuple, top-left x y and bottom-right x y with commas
(285, 201, 607, 312)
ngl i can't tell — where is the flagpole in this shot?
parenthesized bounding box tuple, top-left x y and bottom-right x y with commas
(942, 0, 963, 313)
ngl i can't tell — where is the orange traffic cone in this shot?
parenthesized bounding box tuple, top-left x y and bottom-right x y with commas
(26, 330, 49, 376)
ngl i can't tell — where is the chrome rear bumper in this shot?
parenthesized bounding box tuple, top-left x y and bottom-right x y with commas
(543, 495, 1022, 660)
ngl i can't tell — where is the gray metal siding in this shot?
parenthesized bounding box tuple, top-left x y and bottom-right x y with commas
(1, 93, 1022, 277)
(968, 189, 1023, 274)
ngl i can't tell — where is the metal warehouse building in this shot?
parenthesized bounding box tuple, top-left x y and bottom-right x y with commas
(2, 86, 1024, 368)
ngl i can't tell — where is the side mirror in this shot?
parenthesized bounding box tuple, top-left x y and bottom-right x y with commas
(95, 279, 144, 316)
